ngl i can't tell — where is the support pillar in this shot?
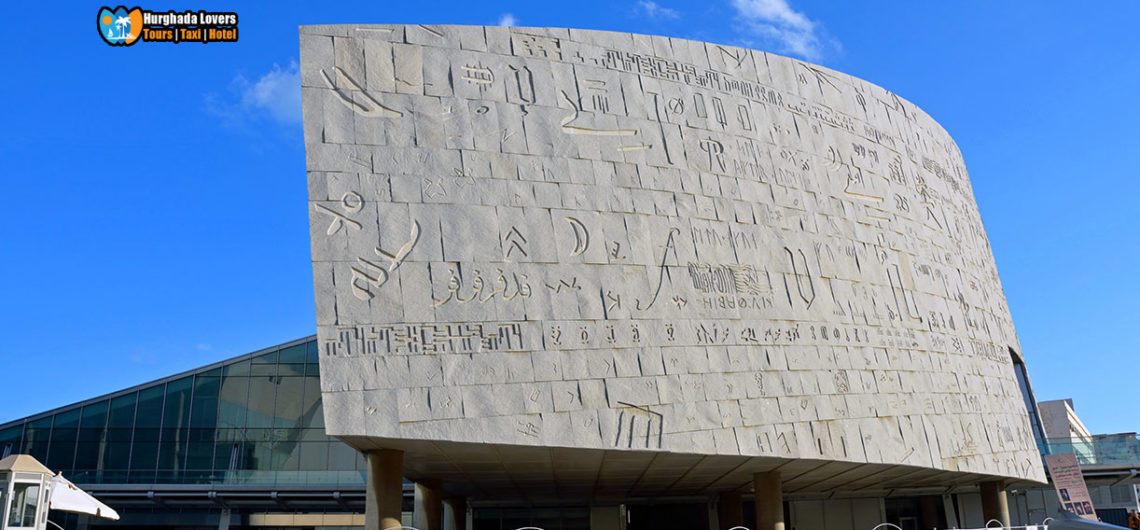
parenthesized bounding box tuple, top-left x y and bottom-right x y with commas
(753, 471, 784, 530)
(718, 491, 744, 529)
(414, 480, 444, 530)
(443, 497, 467, 530)
(366, 449, 404, 530)
(980, 480, 1010, 528)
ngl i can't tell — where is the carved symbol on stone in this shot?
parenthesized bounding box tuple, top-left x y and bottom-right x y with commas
(671, 296, 687, 308)
(423, 177, 446, 199)
(717, 45, 747, 68)
(320, 67, 403, 118)
(544, 277, 580, 293)
(667, 98, 684, 114)
(511, 33, 562, 60)
(503, 226, 528, 258)
(507, 65, 535, 103)
(824, 146, 843, 172)
(583, 79, 610, 113)
(693, 93, 708, 118)
(564, 217, 590, 256)
(608, 241, 627, 261)
(636, 227, 680, 311)
(797, 62, 841, 95)
(737, 104, 753, 131)
(350, 221, 421, 300)
(711, 97, 728, 128)
(517, 420, 540, 438)
(314, 191, 364, 236)
(558, 90, 637, 136)
(460, 64, 494, 88)
(699, 137, 726, 172)
(613, 402, 663, 449)
(602, 289, 622, 319)
(856, 91, 867, 113)
(453, 168, 477, 188)
(782, 247, 816, 309)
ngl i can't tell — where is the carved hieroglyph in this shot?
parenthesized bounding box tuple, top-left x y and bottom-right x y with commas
(302, 24, 1045, 483)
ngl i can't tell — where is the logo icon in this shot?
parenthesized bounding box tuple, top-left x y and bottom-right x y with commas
(98, 6, 143, 46)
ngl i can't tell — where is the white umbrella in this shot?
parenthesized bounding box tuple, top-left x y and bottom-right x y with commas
(48, 474, 120, 521)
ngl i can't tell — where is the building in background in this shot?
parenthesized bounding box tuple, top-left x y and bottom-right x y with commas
(0, 337, 407, 530)
(1017, 400, 1140, 527)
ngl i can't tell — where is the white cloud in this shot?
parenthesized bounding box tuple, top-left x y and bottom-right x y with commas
(638, 0, 680, 19)
(498, 13, 517, 26)
(730, 0, 829, 61)
(238, 61, 302, 124)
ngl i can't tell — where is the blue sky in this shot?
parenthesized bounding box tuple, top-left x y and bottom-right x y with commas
(2, 1, 1137, 435)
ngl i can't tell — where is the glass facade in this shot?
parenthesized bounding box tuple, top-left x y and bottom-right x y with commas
(0, 338, 365, 488)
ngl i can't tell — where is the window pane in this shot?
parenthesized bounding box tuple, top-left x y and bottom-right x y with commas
(9, 482, 40, 528)
(23, 417, 52, 461)
(80, 401, 109, 431)
(246, 375, 277, 429)
(305, 340, 319, 363)
(190, 376, 220, 428)
(53, 409, 82, 428)
(223, 360, 251, 376)
(163, 377, 193, 431)
(0, 426, 22, 458)
(279, 344, 306, 364)
(108, 393, 137, 428)
(274, 377, 305, 428)
(135, 385, 165, 429)
(252, 351, 277, 364)
(218, 376, 249, 429)
(300, 377, 324, 430)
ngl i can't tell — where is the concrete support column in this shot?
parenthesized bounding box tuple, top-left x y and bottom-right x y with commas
(753, 471, 784, 530)
(414, 480, 443, 530)
(980, 480, 1010, 528)
(443, 497, 467, 530)
(365, 449, 404, 530)
(718, 491, 744, 529)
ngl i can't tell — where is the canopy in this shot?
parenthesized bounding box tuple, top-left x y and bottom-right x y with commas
(48, 474, 120, 521)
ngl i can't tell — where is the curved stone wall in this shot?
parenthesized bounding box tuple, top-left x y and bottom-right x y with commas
(302, 24, 1045, 484)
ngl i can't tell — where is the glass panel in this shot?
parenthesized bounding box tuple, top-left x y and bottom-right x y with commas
(223, 360, 251, 376)
(250, 364, 277, 377)
(0, 426, 21, 458)
(52, 409, 81, 429)
(305, 340, 319, 363)
(130, 427, 159, 472)
(273, 377, 305, 428)
(8, 482, 40, 528)
(22, 417, 52, 462)
(278, 344, 306, 364)
(277, 363, 304, 376)
(300, 377, 324, 430)
(189, 376, 220, 428)
(0, 480, 6, 526)
(328, 442, 358, 471)
(252, 351, 277, 364)
(184, 429, 215, 470)
(107, 393, 137, 428)
(245, 374, 277, 429)
(80, 401, 109, 431)
(163, 377, 193, 431)
(135, 385, 165, 429)
(299, 441, 328, 471)
(218, 376, 249, 429)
